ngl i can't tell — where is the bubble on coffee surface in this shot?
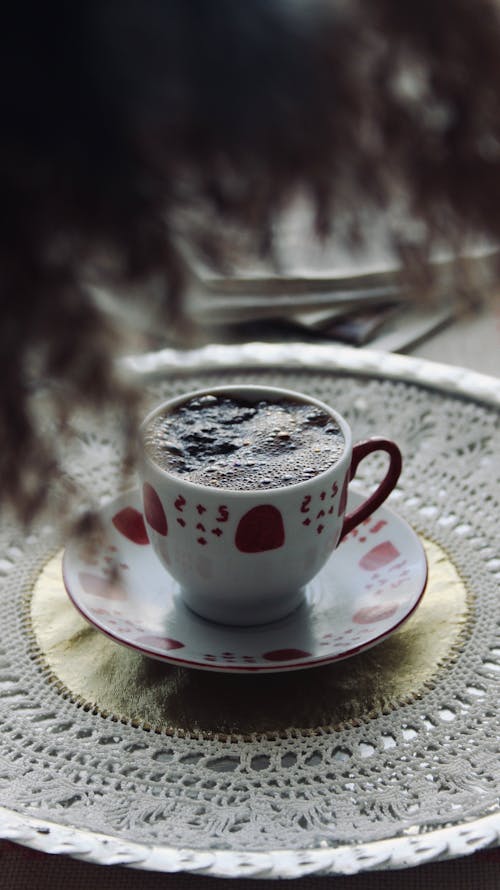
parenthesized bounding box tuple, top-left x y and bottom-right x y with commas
(144, 395, 345, 490)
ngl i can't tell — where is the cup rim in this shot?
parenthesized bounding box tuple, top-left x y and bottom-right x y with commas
(138, 384, 353, 495)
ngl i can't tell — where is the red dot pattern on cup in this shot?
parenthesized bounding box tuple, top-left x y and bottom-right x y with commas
(112, 508, 149, 545)
(216, 505, 229, 523)
(235, 505, 285, 553)
(172, 496, 230, 545)
(143, 483, 168, 536)
(300, 481, 340, 536)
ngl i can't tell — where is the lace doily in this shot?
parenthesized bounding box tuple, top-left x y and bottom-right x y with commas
(0, 343, 499, 878)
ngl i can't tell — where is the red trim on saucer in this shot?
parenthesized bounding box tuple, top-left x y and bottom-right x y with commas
(61, 553, 428, 674)
(61, 489, 429, 674)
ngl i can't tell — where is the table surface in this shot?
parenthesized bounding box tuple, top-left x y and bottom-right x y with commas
(2, 303, 499, 889)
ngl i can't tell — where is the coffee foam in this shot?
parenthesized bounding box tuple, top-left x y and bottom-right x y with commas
(144, 394, 345, 490)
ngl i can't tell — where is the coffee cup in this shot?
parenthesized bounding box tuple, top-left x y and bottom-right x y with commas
(138, 385, 402, 626)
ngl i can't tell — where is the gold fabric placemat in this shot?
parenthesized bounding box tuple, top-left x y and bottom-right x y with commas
(29, 539, 470, 738)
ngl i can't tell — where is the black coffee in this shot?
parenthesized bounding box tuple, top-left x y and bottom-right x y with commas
(144, 394, 345, 490)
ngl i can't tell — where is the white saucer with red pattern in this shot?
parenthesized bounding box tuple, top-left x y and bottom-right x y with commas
(62, 489, 428, 673)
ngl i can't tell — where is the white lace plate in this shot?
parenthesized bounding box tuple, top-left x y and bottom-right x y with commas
(0, 342, 499, 878)
(62, 489, 428, 673)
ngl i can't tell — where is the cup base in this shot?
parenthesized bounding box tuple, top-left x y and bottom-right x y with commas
(179, 586, 307, 628)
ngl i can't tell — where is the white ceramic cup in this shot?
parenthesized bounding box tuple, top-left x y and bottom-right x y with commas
(138, 385, 402, 626)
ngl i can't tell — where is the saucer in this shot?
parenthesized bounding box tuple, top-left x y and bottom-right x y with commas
(62, 489, 428, 673)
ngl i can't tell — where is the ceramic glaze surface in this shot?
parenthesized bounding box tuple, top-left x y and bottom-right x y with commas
(62, 489, 428, 672)
(138, 385, 401, 624)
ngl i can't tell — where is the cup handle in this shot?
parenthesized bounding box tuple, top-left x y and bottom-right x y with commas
(339, 438, 402, 542)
